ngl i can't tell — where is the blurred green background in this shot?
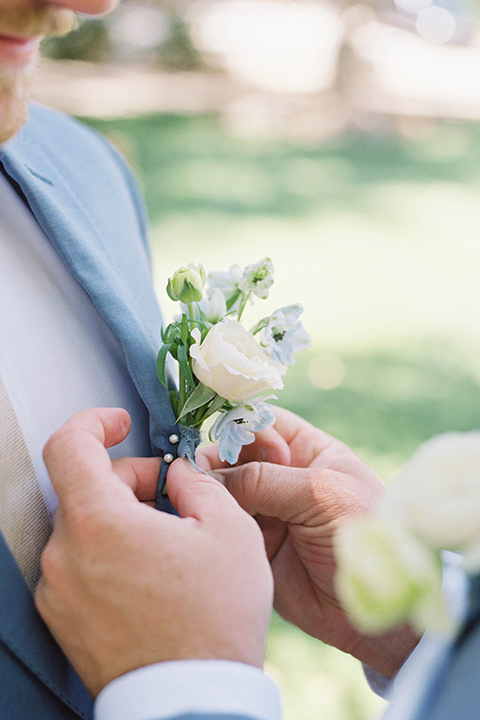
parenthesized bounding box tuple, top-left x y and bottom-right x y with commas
(41, 1, 480, 717)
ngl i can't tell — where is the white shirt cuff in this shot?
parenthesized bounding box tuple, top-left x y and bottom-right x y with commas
(94, 660, 282, 720)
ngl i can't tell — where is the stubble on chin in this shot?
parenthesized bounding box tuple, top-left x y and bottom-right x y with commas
(0, 5, 75, 145)
(0, 7, 75, 39)
(0, 61, 35, 145)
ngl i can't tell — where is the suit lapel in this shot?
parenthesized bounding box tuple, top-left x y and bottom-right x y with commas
(1, 105, 179, 459)
(0, 533, 93, 718)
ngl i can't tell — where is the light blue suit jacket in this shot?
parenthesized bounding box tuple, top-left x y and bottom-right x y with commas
(381, 572, 480, 720)
(0, 104, 256, 720)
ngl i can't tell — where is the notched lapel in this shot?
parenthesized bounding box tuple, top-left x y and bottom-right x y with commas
(2, 124, 161, 353)
(0, 534, 93, 719)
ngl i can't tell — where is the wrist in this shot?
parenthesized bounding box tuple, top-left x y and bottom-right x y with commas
(351, 624, 421, 679)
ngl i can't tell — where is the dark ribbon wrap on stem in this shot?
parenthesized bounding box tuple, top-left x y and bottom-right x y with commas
(155, 425, 202, 513)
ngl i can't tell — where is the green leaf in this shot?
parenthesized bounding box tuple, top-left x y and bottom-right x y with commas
(169, 389, 179, 417)
(250, 316, 269, 335)
(196, 392, 227, 423)
(181, 313, 189, 344)
(178, 342, 195, 388)
(156, 344, 171, 387)
(177, 383, 216, 422)
(226, 289, 242, 312)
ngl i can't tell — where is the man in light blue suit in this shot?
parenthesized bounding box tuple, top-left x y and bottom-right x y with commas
(2, 2, 476, 719)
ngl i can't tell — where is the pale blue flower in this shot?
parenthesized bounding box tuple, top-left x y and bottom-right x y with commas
(210, 398, 276, 464)
(239, 257, 274, 299)
(260, 304, 312, 366)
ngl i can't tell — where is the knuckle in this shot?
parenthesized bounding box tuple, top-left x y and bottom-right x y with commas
(238, 461, 263, 502)
(40, 540, 64, 585)
(63, 501, 115, 551)
(42, 431, 61, 464)
(42, 425, 77, 464)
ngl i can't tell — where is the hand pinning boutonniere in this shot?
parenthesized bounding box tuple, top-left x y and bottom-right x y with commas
(156, 258, 311, 466)
(335, 432, 480, 636)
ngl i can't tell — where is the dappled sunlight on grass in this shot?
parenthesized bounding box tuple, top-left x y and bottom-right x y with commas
(281, 340, 480, 481)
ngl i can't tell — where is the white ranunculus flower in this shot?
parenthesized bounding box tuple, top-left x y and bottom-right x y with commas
(335, 515, 447, 634)
(384, 432, 480, 562)
(189, 319, 284, 403)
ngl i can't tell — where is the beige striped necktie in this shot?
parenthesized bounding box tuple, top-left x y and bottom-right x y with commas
(0, 373, 52, 592)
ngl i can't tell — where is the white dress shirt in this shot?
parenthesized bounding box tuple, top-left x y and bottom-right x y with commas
(0, 171, 281, 720)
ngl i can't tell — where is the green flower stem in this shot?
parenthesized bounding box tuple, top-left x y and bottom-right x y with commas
(178, 367, 186, 413)
(237, 291, 251, 322)
(187, 303, 196, 323)
(177, 305, 197, 423)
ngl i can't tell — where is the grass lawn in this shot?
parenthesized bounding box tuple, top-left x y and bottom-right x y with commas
(83, 111, 480, 720)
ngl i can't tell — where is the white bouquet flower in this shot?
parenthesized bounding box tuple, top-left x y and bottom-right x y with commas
(335, 431, 480, 635)
(156, 258, 311, 478)
(385, 432, 480, 567)
(189, 319, 284, 403)
(335, 515, 447, 634)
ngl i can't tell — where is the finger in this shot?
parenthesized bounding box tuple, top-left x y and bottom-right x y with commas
(221, 459, 383, 524)
(273, 409, 379, 480)
(272, 407, 336, 468)
(195, 424, 291, 472)
(43, 407, 133, 511)
(219, 461, 317, 522)
(236, 424, 291, 466)
(256, 515, 288, 560)
(195, 445, 222, 472)
(111, 456, 162, 501)
(166, 458, 243, 522)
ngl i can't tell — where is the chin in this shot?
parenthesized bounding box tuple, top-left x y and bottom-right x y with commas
(0, 63, 34, 145)
(0, 91, 29, 144)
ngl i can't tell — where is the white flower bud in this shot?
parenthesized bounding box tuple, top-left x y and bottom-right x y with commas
(167, 263, 206, 304)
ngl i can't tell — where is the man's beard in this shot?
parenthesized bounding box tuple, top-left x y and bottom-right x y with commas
(0, 64, 34, 144)
(0, 6, 76, 145)
(0, 6, 75, 39)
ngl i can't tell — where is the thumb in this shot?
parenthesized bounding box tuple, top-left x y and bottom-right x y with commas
(43, 407, 132, 511)
(167, 458, 242, 522)
(218, 462, 315, 523)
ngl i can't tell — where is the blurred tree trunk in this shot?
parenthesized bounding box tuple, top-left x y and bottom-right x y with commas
(156, 0, 204, 70)
(331, 0, 380, 127)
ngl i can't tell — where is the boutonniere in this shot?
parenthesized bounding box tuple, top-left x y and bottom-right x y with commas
(335, 432, 480, 635)
(157, 258, 311, 468)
